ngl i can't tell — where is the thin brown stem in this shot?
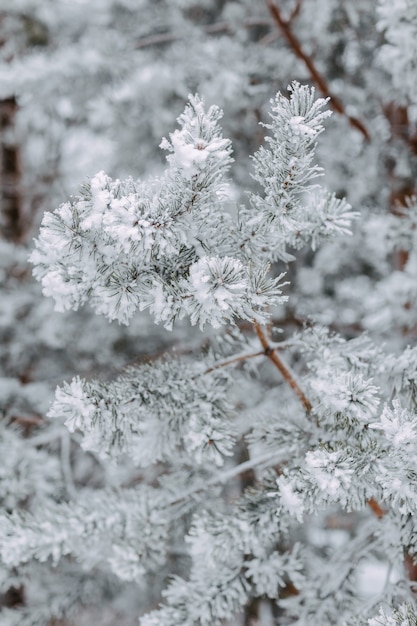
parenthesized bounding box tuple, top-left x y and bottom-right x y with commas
(367, 497, 386, 518)
(11, 413, 44, 426)
(258, 31, 280, 47)
(266, 0, 370, 142)
(136, 32, 178, 48)
(204, 350, 265, 374)
(288, 0, 303, 24)
(254, 321, 312, 413)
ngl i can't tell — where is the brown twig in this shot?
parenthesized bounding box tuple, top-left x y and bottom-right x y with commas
(266, 0, 370, 142)
(204, 350, 265, 374)
(136, 32, 178, 48)
(11, 414, 44, 427)
(254, 321, 312, 412)
(287, 0, 303, 24)
(383, 101, 417, 156)
(367, 497, 386, 518)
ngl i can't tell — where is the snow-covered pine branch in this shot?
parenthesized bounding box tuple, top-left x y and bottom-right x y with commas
(29, 95, 286, 329)
(0, 486, 169, 583)
(30, 85, 357, 331)
(239, 81, 359, 262)
(48, 359, 237, 467)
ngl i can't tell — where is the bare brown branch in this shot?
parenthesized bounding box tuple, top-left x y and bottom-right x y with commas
(254, 321, 312, 412)
(367, 497, 386, 518)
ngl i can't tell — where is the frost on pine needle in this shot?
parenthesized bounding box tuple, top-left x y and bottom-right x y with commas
(308, 369, 380, 425)
(0, 487, 169, 583)
(0, 424, 61, 509)
(183, 256, 287, 329)
(276, 476, 306, 522)
(354, 603, 417, 626)
(382, 345, 417, 407)
(185, 256, 249, 328)
(369, 401, 417, 515)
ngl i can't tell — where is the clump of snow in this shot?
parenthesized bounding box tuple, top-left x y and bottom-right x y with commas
(289, 115, 318, 139)
(305, 449, 353, 497)
(277, 476, 305, 522)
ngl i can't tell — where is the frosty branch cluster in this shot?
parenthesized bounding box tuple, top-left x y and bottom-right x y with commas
(30, 85, 354, 329)
(30, 95, 286, 329)
(1, 79, 417, 626)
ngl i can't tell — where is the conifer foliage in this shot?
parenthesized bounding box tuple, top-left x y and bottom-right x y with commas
(2, 1, 417, 625)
